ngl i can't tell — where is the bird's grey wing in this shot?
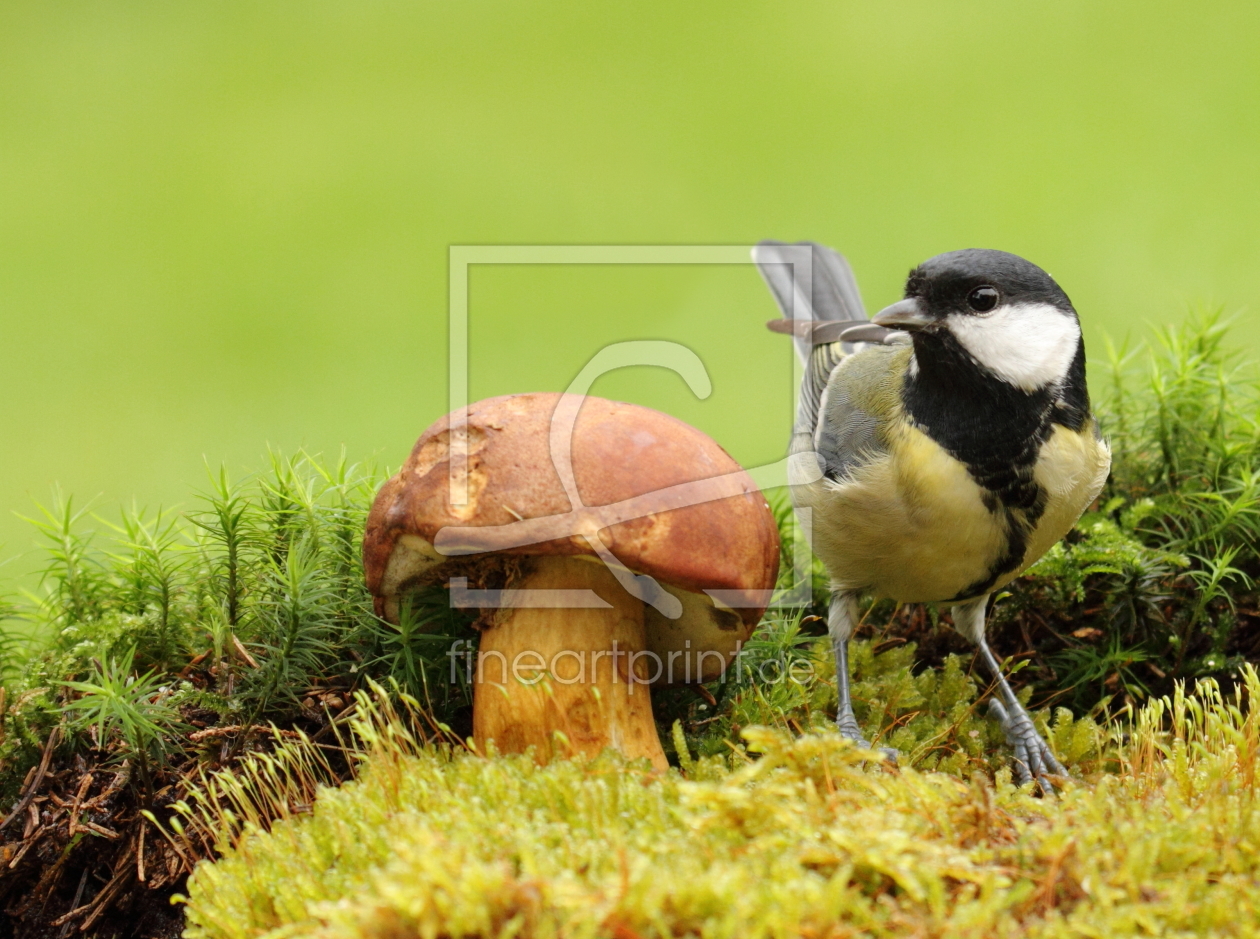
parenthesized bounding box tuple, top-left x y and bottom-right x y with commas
(796, 341, 846, 436)
(813, 366, 885, 482)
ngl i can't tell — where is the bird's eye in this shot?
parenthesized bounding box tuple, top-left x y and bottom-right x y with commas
(967, 286, 1000, 312)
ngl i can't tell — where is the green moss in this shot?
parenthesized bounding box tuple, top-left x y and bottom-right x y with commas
(182, 668, 1260, 939)
(661, 612, 1101, 784)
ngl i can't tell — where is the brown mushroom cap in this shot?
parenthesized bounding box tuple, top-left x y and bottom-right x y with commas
(364, 392, 780, 678)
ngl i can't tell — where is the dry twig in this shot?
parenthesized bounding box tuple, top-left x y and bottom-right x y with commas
(0, 726, 61, 833)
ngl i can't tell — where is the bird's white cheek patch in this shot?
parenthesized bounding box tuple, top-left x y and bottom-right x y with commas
(946, 303, 1081, 392)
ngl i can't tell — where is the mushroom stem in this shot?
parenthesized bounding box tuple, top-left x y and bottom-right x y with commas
(472, 555, 668, 770)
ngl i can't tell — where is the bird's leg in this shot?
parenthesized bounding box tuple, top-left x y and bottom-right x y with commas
(979, 643, 1069, 790)
(951, 597, 1067, 789)
(831, 639, 866, 745)
(829, 592, 896, 762)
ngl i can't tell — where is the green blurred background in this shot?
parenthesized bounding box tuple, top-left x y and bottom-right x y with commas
(1, 2, 1257, 580)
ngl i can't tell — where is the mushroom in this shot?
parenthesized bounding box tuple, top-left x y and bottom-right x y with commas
(363, 392, 779, 770)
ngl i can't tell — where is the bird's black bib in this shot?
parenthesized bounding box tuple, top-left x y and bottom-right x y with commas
(901, 332, 1090, 600)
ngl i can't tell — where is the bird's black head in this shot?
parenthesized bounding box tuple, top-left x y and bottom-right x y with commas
(874, 249, 1083, 394)
(906, 249, 1075, 319)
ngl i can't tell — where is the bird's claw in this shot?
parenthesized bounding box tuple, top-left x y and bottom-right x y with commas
(836, 713, 899, 766)
(836, 711, 870, 748)
(987, 698, 1067, 793)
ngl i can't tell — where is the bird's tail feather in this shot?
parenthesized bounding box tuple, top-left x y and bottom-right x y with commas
(752, 240, 868, 365)
(753, 240, 874, 435)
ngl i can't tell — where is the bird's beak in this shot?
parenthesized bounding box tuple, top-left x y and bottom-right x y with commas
(872, 298, 934, 332)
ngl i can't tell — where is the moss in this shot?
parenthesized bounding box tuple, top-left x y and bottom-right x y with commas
(182, 668, 1260, 939)
(660, 617, 1100, 785)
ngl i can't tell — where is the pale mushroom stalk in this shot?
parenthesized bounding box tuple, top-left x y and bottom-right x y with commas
(473, 556, 666, 768)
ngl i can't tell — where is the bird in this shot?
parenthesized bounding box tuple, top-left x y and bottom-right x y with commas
(754, 241, 1111, 787)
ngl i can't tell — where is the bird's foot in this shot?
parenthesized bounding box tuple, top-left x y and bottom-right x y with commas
(836, 712, 898, 765)
(835, 709, 870, 747)
(988, 698, 1067, 792)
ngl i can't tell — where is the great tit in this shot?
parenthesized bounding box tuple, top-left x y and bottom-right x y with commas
(755, 241, 1111, 787)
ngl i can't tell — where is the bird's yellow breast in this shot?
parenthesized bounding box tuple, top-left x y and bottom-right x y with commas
(1024, 420, 1113, 567)
(795, 418, 1109, 602)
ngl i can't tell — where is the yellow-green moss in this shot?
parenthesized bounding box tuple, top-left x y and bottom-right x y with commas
(182, 668, 1260, 939)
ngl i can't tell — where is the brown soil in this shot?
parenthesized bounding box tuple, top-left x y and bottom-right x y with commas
(0, 693, 353, 939)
